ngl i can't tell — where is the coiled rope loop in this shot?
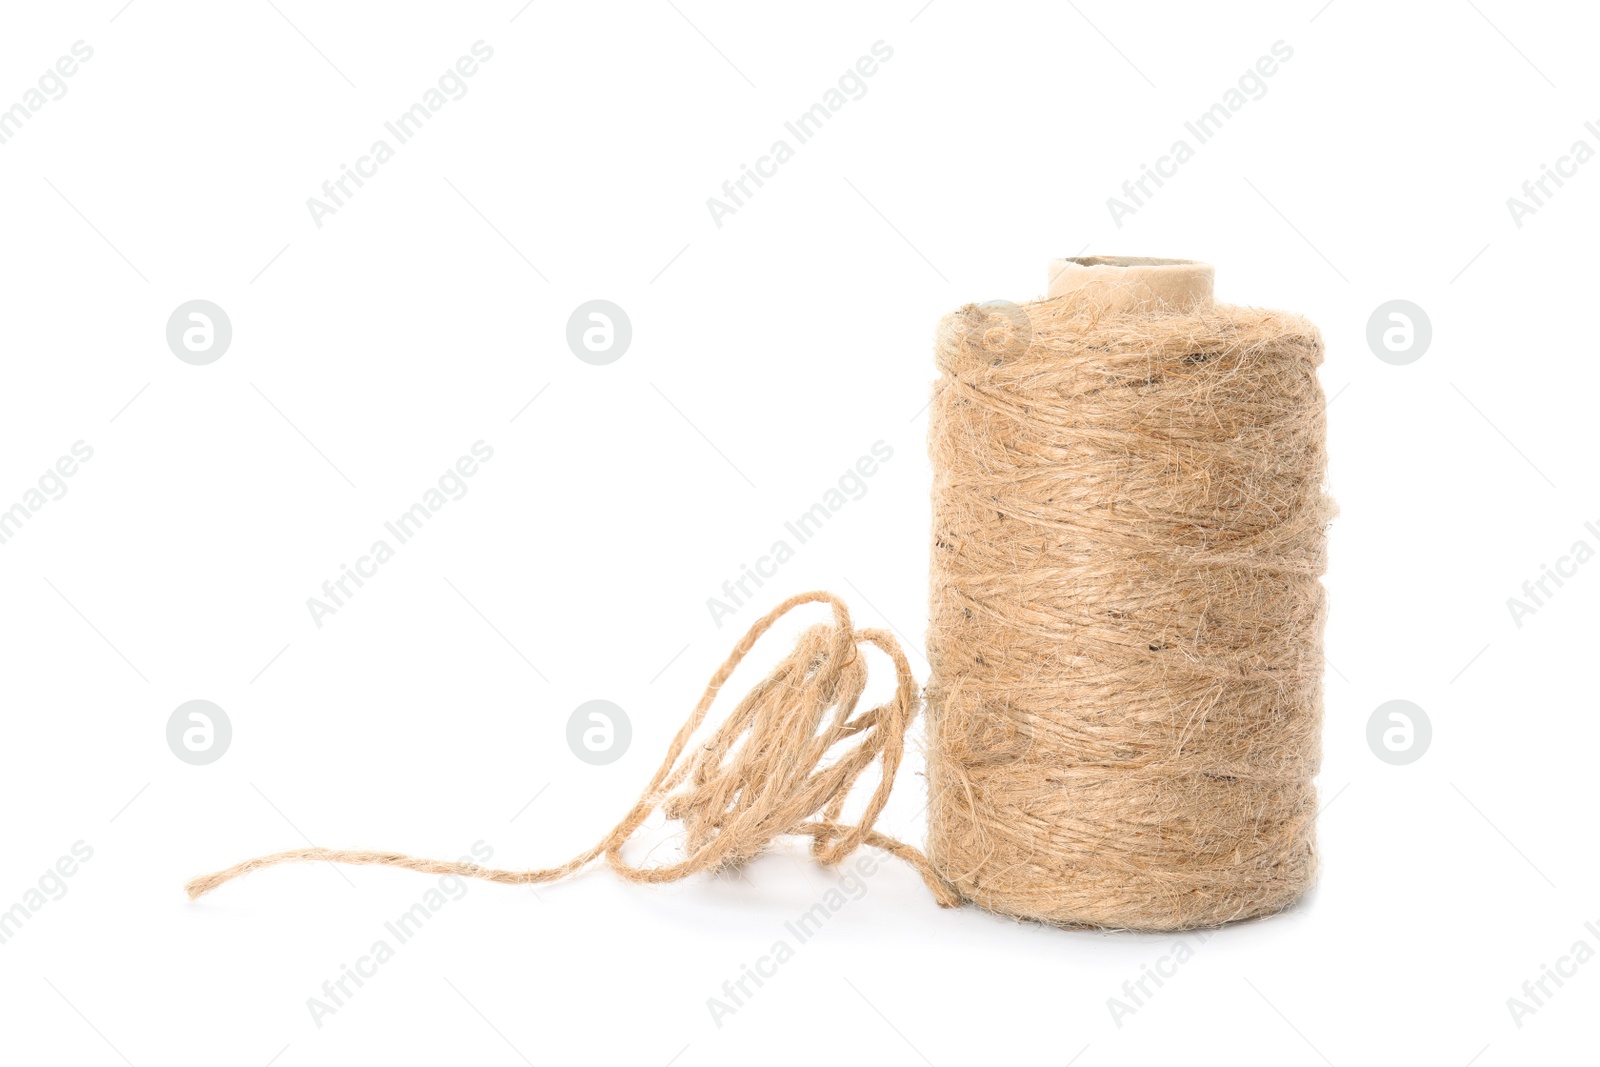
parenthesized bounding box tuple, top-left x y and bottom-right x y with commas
(185, 591, 961, 906)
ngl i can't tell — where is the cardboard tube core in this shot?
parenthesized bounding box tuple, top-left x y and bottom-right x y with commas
(1046, 256, 1214, 313)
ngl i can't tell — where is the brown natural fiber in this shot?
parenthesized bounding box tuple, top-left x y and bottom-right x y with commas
(188, 259, 1330, 934)
(924, 277, 1331, 929)
(186, 591, 961, 906)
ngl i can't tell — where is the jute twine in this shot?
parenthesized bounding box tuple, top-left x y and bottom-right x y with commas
(187, 591, 961, 907)
(188, 258, 1330, 933)
(925, 263, 1331, 929)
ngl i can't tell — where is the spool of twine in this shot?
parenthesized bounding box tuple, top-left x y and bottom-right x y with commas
(925, 257, 1331, 929)
(187, 256, 1330, 934)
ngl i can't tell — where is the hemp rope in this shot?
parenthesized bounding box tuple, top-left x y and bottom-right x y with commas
(925, 281, 1331, 929)
(187, 591, 961, 907)
(189, 261, 1330, 932)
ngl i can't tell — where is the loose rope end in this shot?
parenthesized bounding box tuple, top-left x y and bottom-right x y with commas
(185, 847, 335, 901)
(183, 592, 964, 914)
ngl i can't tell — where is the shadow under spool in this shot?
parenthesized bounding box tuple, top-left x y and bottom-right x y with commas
(924, 257, 1332, 930)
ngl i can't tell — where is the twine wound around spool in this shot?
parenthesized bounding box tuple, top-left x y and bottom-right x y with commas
(188, 257, 1331, 934)
(925, 257, 1331, 929)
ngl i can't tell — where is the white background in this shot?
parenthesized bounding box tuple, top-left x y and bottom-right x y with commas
(1, 1, 1596, 1064)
